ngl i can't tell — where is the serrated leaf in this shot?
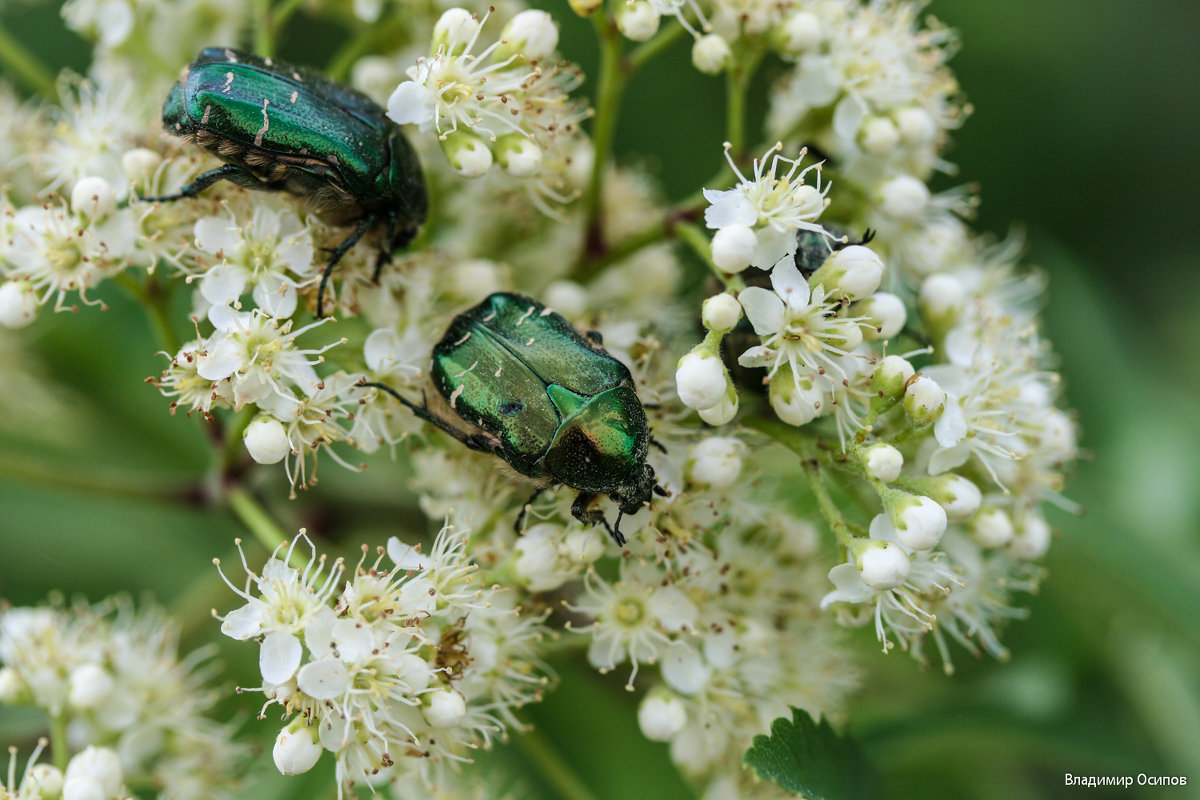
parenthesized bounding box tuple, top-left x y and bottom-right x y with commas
(742, 707, 877, 800)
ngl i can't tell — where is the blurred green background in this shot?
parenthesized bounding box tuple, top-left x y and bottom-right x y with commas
(1, 0, 1198, 798)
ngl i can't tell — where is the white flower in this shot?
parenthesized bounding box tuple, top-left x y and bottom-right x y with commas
(215, 534, 345, 684)
(688, 436, 746, 488)
(62, 747, 123, 800)
(704, 143, 832, 272)
(0, 281, 38, 328)
(734, 260, 868, 400)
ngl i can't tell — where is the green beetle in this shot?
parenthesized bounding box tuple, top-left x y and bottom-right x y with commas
(371, 293, 665, 546)
(142, 47, 427, 315)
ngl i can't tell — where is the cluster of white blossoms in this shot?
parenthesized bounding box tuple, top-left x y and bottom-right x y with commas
(387, 8, 590, 207)
(215, 527, 549, 795)
(0, 599, 239, 800)
(0, 0, 1079, 797)
(0, 740, 133, 800)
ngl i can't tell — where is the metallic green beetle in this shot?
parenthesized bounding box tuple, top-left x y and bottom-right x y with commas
(372, 293, 665, 545)
(142, 47, 427, 315)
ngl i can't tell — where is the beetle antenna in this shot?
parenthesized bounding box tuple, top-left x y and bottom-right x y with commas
(609, 512, 627, 547)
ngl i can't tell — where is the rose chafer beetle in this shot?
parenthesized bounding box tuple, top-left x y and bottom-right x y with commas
(370, 292, 666, 546)
(142, 47, 427, 315)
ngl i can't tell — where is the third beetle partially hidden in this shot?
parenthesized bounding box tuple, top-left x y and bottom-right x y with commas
(143, 47, 427, 315)
(371, 293, 666, 546)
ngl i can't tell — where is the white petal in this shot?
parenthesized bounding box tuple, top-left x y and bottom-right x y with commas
(648, 587, 697, 632)
(933, 398, 967, 446)
(750, 226, 795, 270)
(386, 82, 434, 128)
(200, 263, 249, 306)
(819, 562, 874, 608)
(197, 336, 245, 381)
(928, 443, 971, 475)
(260, 631, 303, 684)
(387, 537, 430, 571)
(296, 658, 349, 700)
(769, 260, 811, 310)
(253, 274, 298, 317)
(736, 345, 774, 368)
(331, 618, 374, 663)
(364, 328, 402, 372)
(832, 94, 866, 141)
(660, 646, 711, 695)
(220, 602, 265, 639)
(703, 191, 756, 228)
(194, 216, 241, 257)
(738, 287, 784, 335)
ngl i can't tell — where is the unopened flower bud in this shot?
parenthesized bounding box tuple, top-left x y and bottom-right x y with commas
(63, 747, 123, 800)
(0, 667, 27, 703)
(692, 34, 730, 74)
(970, 506, 1013, 548)
(450, 258, 506, 303)
(0, 281, 39, 328)
(904, 374, 946, 425)
(925, 473, 982, 521)
(494, 134, 542, 177)
(273, 720, 322, 775)
(851, 539, 910, 590)
(896, 107, 936, 146)
(23, 764, 64, 799)
(245, 416, 291, 464)
(1009, 512, 1051, 560)
(710, 224, 756, 273)
(701, 293, 742, 333)
(862, 443, 903, 483)
(71, 176, 117, 221)
(697, 392, 738, 426)
(810, 245, 884, 301)
(563, 527, 606, 564)
(885, 492, 947, 551)
(919, 273, 966, 331)
(878, 174, 929, 220)
(432, 8, 479, 55)
(855, 292, 906, 340)
(638, 691, 687, 741)
(121, 147, 161, 182)
(871, 355, 915, 400)
(779, 11, 822, 53)
(770, 364, 823, 426)
(499, 9, 559, 60)
(861, 116, 899, 155)
(68, 664, 114, 709)
(689, 436, 746, 488)
(616, 1, 659, 40)
(676, 348, 729, 410)
(441, 130, 493, 177)
(423, 688, 467, 727)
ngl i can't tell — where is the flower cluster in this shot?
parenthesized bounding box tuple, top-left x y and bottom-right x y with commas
(388, 8, 590, 209)
(0, 598, 239, 800)
(0, 0, 1079, 796)
(216, 527, 550, 795)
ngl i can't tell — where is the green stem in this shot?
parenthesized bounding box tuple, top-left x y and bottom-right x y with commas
(745, 417, 859, 549)
(675, 223, 746, 291)
(627, 22, 689, 74)
(112, 271, 181, 355)
(49, 714, 68, 771)
(724, 48, 764, 159)
(227, 485, 290, 555)
(221, 406, 256, 474)
(254, 0, 275, 57)
(0, 456, 188, 501)
(0, 24, 57, 97)
(578, 7, 626, 266)
(515, 727, 605, 800)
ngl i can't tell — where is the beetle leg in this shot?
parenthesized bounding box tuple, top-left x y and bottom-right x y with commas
(317, 215, 377, 318)
(570, 492, 625, 547)
(514, 485, 552, 535)
(360, 380, 502, 455)
(139, 164, 265, 202)
(372, 210, 400, 284)
(648, 434, 668, 454)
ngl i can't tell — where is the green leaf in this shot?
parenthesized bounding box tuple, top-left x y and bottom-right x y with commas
(742, 708, 877, 799)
